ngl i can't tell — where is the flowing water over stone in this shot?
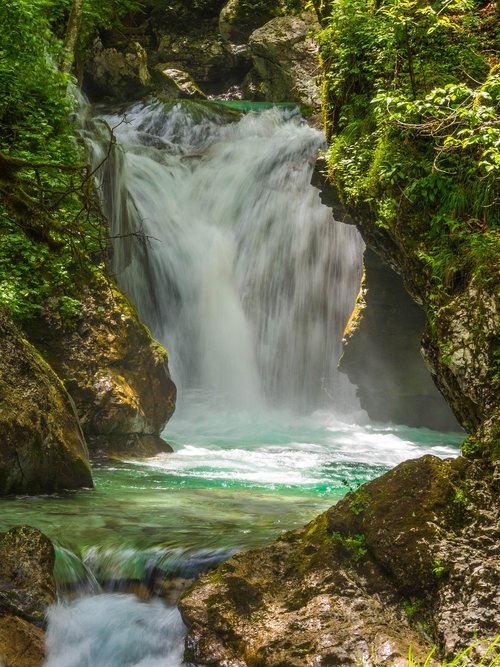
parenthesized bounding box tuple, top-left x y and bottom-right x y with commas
(0, 101, 463, 666)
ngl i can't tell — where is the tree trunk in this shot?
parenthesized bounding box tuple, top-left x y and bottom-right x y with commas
(61, 0, 85, 73)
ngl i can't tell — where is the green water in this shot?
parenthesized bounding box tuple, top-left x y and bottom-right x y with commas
(0, 404, 463, 579)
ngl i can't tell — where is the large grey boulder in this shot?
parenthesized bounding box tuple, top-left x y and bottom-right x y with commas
(85, 39, 154, 101)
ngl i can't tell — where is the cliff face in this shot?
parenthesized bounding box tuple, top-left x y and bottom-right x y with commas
(81, 0, 320, 114)
(340, 248, 461, 432)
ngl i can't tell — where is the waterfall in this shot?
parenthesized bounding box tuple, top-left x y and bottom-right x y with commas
(87, 99, 364, 413)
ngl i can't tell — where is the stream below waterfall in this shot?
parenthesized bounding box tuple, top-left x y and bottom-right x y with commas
(1, 100, 464, 666)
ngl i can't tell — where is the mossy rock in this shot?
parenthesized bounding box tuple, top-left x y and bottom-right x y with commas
(0, 308, 93, 494)
(328, 455, 468, 596)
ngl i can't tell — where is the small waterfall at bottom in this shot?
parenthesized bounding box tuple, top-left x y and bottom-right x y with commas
(87, 99, 365, 413)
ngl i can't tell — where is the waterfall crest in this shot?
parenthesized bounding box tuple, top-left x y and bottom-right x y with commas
(88, 100, 364, 412)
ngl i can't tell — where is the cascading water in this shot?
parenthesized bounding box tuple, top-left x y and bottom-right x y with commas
(0, 99, 462, 667)
(88, 100, 364, 411)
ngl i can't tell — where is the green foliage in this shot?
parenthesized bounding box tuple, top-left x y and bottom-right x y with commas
(319, 0, 499, 317)
(461, 435, 482, 459)
(403, 635, 500, 666)
(0, 0, 106, 324)
(431, 557, 447, 578)
(331, 531, 368, 561)
(402, 597, 422, 620)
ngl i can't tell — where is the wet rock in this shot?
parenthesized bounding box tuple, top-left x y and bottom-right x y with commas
(219, 0, 282, 44)
(0, 526, 56, 626)
(152, 66, 206, 97)
(246, 14, 321, 110)
(0, 308, 92, 494)
(85, 39, 154, 101)
(156, 30, 249, 92)
(0, 616, 46, 667)
(340, 248, 461, 431)
(181, 456, 499, 665)
(421, 280, 499, 458)
(28, 281, 176, 458)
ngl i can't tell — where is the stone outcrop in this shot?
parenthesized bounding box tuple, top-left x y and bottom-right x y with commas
(219, 0, 282, 44)
(181, 455, 500, 665)
(340, 249, 461, 431)
(82, 3, 320, 111)
(156, 31, 248, 94)
(27, 281, 176, 458)
(0, 308, 92, 494)
(85, 39, 155, 102)
(246, 14, 321, 111)
(0, 526, 56, 667)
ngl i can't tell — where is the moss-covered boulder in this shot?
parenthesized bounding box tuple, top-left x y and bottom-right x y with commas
(0, 309, 92, 494)
(28, 281, 176, 458)
(0, 526, 56, 667)
(181, 455, 499, 665)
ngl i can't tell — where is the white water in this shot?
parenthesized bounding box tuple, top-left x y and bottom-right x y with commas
(88, 100, 364, 411)
(45, 595, 185, 667)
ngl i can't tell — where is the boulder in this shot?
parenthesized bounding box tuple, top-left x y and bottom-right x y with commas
(181, 456, 500, 665)
(246, 14, 321, 111)
(219, 0, 282, 44)
(0, 616, 45, 667)
(156, 31, 249, 92)
(0, 309, 92, 494)
(0, 526, 56, 667)
(152, 66, 206, 98)
(0, 526, 56, 626)
(28, 281, 176, 458)
(84, 39, 154, 101)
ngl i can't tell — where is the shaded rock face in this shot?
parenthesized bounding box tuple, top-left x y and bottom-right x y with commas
(181, 455, 500, 665)
(340, 248, 461, 431)
(156, 31, 249, 94)
(82, 3, 320, 111)
(28, 281, 176, 458)
(219, 0, 282, 44)
(84, 39, 154, 102)
(0, 526, 56, 667)
(0, 309, 92, 494)
(246, 14, 321, 111)
(313, 165, 499, 458)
